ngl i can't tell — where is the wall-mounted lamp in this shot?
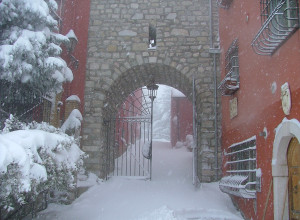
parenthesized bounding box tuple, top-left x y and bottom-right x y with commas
(66, 29, 78, 53)
(259, 127, 268, 140)
(66, 29, 79, 69)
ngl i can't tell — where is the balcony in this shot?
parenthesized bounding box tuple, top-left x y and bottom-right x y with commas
(251, 0, 299, 55)
(218, 39, 239, 96)
(219, 175, 256, 199)
(218, 63, 239, 96)
(219, 136, 260, 199)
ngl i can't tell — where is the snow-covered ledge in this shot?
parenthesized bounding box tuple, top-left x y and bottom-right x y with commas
(272, 118, 300, 220)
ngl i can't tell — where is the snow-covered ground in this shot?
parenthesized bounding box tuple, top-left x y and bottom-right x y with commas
(32, 141, 242, 220)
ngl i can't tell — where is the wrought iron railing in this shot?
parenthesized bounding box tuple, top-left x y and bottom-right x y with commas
(219, 136, 260, 199)
(218, 39, 240, 96)
(252, 0, 299, 55)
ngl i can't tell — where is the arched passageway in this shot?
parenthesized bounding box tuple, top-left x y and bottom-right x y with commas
(83, 0, 221, 182)
(103, 84, 195, 181)
(83, 63, 220, 182)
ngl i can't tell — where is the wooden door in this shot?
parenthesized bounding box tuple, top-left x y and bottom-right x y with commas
(288, 138, 300, 219)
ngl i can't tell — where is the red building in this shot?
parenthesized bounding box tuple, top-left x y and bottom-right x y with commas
(218, 0, 300, 219)
(170, 89, 193, 148)
(49, 0, 90, 126)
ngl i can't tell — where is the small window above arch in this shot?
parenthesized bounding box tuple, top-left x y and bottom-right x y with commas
(148, 24, 156, 50)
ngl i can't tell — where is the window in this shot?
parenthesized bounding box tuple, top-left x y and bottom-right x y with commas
(219, 136, 261, 199)
(217, 0, 233, 9)
(148, 24, 156, 49)
(218, 39, 239, 96)
(252, 0, 299, 55)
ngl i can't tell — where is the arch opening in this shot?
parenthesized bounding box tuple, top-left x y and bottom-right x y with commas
(102, 63, 194, 121)
(272, 118, 300, 220)
(102, 62, 195, 178)
(104, 82, 195, 181)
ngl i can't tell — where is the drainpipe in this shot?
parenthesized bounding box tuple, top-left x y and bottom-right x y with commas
(213, 52, 219, 181)
(209, 0, 213, 49)
(209, 0, 220, 181)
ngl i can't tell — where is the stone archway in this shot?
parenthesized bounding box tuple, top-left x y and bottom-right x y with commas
(83, 61, 219, 182)
(272, 118, 300, 220)
(103, 63, 193, 119)
(83, 0, 221, 181)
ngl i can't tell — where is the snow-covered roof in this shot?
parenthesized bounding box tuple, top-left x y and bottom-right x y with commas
(66, 95, 81, 103)
(66, 29, 78, 41)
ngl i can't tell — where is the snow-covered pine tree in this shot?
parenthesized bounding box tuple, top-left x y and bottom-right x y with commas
(0, 0, 73, 117)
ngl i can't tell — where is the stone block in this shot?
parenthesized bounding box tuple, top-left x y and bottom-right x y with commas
(132, 13, 143, 19)
(118, 30, 137, 36)
(166, 13, 177, 20)
(171, 29, 189, 36)
(90, 62, 100, 70)
(132, 43, 147, 51)
(107, 45, 117, 52)
(149, 57, 157, 63)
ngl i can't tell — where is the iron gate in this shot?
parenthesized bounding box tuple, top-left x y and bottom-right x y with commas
(105, 87, 153, 179)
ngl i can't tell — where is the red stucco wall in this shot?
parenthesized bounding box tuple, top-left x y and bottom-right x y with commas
(219, 1, 300, 219)
(60, 0, 90, 119)
(170, 97, 193, 147)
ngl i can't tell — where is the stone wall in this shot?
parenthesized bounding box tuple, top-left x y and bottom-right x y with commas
(83, 0, 221, 182)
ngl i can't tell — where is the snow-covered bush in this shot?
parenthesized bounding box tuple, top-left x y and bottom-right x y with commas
(0, 117, 85, 214)
(174, 141, 184, 149)
(61, 109, 83, 140)
(0, 0, 73, 115)
(185, 134, 194, 151)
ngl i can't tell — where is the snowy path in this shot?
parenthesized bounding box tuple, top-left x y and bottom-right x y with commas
(33, 141, 242, 220)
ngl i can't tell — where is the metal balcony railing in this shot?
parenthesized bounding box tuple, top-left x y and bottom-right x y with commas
(218, 39, 240, 96)
(219, 136, 260, 199)
(252, 0, 299, 55)
(218, 62, 239, 96)
(219, 175, 256, 199)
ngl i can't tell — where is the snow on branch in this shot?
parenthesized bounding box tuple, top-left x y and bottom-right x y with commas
(0, 0, 73, 99)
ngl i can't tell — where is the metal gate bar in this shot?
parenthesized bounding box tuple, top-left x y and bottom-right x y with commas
(105, 88, 153, 179)
(193, 76, 201, 187)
